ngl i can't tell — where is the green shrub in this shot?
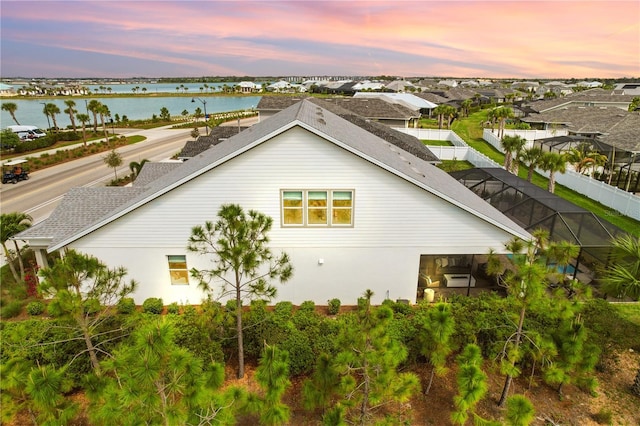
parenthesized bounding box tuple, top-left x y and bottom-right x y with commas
(26, 301, 45, 316)
(279, 328, 315, 376)
(142, 297, 164, 314)
(327, 298, 341, 315)
(171, 313, 225, 364)
(117, 297, 136, 314)
(0, 300, 24, 319)
(298, 300, 315, 313)
(167, 302, 180, 315)
(274, 301, 294, 319)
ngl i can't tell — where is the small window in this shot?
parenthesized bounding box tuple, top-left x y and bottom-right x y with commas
(332, 191, 353, 225)
(307, 191, 328, 225)
(283, 191, 303, 225)
(168, 255, 189, 285)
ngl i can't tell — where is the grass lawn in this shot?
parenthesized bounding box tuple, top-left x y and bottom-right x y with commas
(421, 139, 453, 146)
(613, 303, 640, 326)
(452, 110, 640, 236)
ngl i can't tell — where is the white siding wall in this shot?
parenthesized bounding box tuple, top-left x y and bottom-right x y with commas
(71, 127, 518, 305)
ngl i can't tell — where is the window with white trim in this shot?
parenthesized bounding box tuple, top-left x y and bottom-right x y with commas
(167, 255, 189, 285)
(281, 190, 353, 227)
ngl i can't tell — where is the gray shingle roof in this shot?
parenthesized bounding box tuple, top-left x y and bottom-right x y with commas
(525, 88, 635, 113)
(19, 99, 530, 250)
(522, 107, 640, 152)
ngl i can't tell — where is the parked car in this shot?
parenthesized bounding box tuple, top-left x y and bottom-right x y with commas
(2, 159, 29, 184)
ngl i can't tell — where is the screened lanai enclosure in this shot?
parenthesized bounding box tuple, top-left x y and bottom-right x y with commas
(448, 167, 628, 287)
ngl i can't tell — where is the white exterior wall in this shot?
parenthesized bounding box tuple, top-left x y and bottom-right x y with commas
(69, 127, 518, 305)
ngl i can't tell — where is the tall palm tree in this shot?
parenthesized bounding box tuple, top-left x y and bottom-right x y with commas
(501, 135, 527, 174)
(1, 102, 20, 125)
(519, 146, 543, 182)
(0, 212, 33, 282)
(87, 100, 103, 132)
(461, 99, 473, 117)
(76, 113, 90, 147)
(495, 106, 515, 139)
(64, 100, 78, 132)
(540, 151, 567, 193)
(43, 103, 61, 133)
(97, 104, 111, 141)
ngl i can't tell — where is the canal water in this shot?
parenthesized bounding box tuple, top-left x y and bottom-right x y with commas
(1, 83, 261, 130)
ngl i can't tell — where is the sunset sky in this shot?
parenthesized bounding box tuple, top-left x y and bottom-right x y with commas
(1, 1, 638, 79)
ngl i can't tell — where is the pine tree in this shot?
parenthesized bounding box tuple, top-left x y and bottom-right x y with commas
(187, 204, 293, 378)
(416, 302, 455, 394)
(0, 359, 78, 425)
(505, 394, 535, 426)
(87, 320, 243, 425)
(251, 343, 291, 426)
(451, 344, 488, 425)
(319, 290, 419, 425)
(486, 230, 579, 407)
(544, 314, 600, 397)
(38, 250, 137, 375)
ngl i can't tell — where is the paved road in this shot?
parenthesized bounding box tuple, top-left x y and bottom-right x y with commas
(0, 126, 193, 225)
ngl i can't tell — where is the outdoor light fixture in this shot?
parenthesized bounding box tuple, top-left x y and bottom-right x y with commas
(191, 97, 209, 136)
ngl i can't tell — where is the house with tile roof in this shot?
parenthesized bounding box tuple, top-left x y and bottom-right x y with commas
(18, 99, 530, 306)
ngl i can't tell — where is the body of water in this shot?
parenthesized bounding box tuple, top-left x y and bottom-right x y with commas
(1, 93, 261, 131)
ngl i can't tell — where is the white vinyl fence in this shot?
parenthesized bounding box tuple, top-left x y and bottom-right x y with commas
(395, 127, 640, 221)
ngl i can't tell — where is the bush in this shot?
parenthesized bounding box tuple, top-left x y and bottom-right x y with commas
(279, 328, 315, 376)
(298, 300, 316, 313)
(592, 408, 612, 424)
(167, 302, 180, 315)
(327, 298, 341, 315)
(26, 301, 45, 316)
(0, 300, 24, 319)
(142, 297, 164, 314)
(117, 297, 136, 314)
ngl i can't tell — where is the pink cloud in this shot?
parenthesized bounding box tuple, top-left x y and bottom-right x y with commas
(2, 1, 638, 77)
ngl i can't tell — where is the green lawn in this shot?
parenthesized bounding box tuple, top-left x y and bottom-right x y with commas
(451, 110, 640, 236)
(421, 139, 453, 146)
(613, 303, 640, 326)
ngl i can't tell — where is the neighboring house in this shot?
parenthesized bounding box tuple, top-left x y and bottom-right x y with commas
(353, 92, 438, 115)
(319, 97, 420, 128)
(17, 99, 530, 306)
(0, 83, 16, 96)
(236, 81, 262, 93)
(525, 88, 635, 112)
(385, 80, 416, 93)
(257, 96, 420, 128)
(613, 82, 640, 96)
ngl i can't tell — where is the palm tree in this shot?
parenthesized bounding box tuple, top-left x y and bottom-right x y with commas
(97, 104, 110, 141)
(494, 106, 515, 139)
(87, 100, 102, 132)
(43, 103, 61, 133)
(600, 235, 640, 301)
(443, 105, 457, 128)
(0, 212, 33, 283)
(76, 113, 90, 147)
(501, 135, 527, 174)
(540, 151, 567, 193)
(519, 146, 543, 182)
(461, 99, 472, 117)
(63, 100, 78, 132)
(128, 159, 149, 181)
(1, 102, 20, 125)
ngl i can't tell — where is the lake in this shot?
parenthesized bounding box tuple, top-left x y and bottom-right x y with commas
(1, 92, 261, 131)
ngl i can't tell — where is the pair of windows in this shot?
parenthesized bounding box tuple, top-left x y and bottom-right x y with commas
(282, 190, 353, 226)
